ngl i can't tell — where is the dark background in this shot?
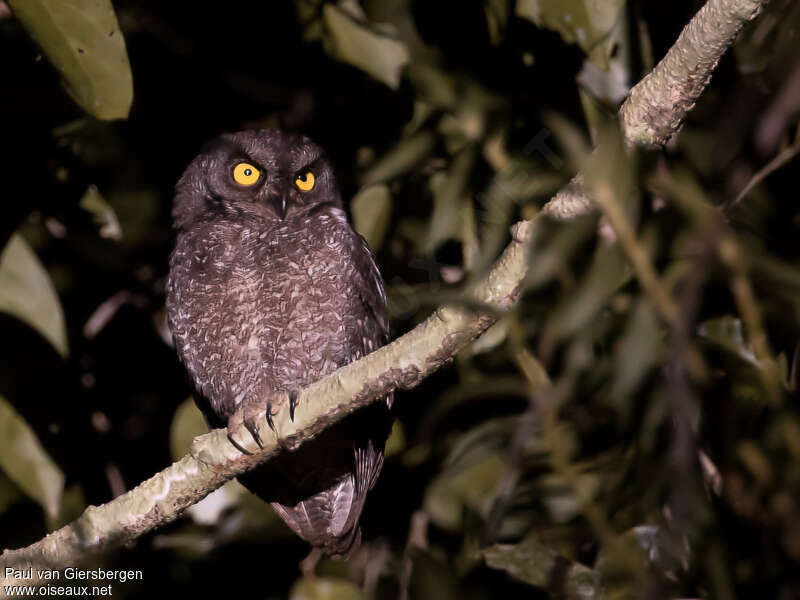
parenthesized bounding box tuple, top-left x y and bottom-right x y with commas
(1, 0, 799, 598)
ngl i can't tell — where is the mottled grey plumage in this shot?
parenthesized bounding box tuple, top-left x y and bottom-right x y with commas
(166, 129, 391, 556)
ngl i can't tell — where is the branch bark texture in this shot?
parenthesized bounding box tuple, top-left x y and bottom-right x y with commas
(542, 0, 768, 221)
(619, 0, 767, 148)
(0, 0, 772, 587)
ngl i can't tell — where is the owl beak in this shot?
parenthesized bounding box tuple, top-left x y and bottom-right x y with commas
(272, 196, 288, 220)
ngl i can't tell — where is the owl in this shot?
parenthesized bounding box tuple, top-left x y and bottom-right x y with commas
(166, 129, 392, 557)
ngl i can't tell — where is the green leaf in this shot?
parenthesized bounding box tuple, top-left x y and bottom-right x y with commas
(485, 0, 511, 45)
(515, 0, 626, 69)
(0, 395, 65, 519)
(483, 535, 603, 599)
(8, 0, 133, 120)
(595, 526, 690, 585)
(424, 452, 506, 531)
(170, 397, 208, 461)
(543, 243, 629, 344)
(539, 472, 601, 523)
(408, 551, 460, 600)
(384, 419, 406, 458)
(322, 3, 410, 89)
(0, 233, 68, 357)
(425, 146, 477, 253)
(289, 576, 363, 600)
(351, 184, 393, 250)
(608, 300, 663, 408)
(361, 130, 436, 186)
(104, 187, 160, 248)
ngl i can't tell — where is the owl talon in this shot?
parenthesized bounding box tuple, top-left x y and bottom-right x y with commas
(227, 399, 266, 453)
(266, 402, 276, 432)
(227, 431, 254, 456)
(244, 420, 263, 449)
(289, 390, 298, 422)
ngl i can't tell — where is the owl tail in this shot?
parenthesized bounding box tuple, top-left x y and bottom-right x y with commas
(269, 439, 385, 558)
(270, 478, 365, 558)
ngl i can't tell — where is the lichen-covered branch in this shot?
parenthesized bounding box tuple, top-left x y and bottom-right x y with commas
(543, 0, 770, 221)
(0, 0, 773, 587)
(620, 0, 767, 148)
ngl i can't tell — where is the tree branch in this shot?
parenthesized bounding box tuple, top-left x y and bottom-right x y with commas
(0, 0, 772, 586)
(543, 0, 769, 221)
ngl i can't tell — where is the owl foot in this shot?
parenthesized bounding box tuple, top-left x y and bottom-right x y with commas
(226, 394, 279, 454)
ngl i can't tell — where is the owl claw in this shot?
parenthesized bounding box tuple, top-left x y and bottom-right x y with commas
(227, 431, 254, 456)
(289, 390, 298, 422)
(244, 420, 263, 449)
(265, 402, 276, 432)
(227, 398, 267, 453)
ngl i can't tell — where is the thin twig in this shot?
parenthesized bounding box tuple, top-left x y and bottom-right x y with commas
(725, 141, 800, 211)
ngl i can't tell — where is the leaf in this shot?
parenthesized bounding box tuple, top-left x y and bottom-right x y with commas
(0, 395, 65, 519)
(384, 419, 406, 458)
(515, 0, 626, 69)
(51, 483, 86, 529)
(608, 300, 663, 408)
(425, 145, 477, 253)
(485, 0, 511, 45)
(542, 111, 592, 171)
(542, 243, 629, 344)
(406, 64, 458, 109)
(8, 0, 133, 120)
(595, 526, 690, 593)
(322, 3, 410, 89)
(170, 397, 208, 461)
(407, 551, 460, 600)
(0, 233, 68, 357)
(289, 576, 363, 600)
(595, 525, 691, 580)
(483, 535, 602, 599)
(361, 130, 436, 186)
(351, 184, 393, 250)
(539, 472, 601, 523)
(105, 188, 159, 248)
(424, 452, 506, 531)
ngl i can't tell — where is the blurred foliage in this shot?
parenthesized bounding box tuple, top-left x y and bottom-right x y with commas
(7, 0, 132, 119)
(0, 395, 64, 520)
(0, 234, 68, 357)
(0, 0, 799, 598)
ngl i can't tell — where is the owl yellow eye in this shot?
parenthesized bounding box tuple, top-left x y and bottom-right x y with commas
(232, 162, 260, 186)
(295, 170, 315, 192)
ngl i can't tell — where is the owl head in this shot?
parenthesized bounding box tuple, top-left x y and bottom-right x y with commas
(172, 129, 341, 229)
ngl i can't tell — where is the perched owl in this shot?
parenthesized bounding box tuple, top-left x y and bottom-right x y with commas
(166, 129, 392, 557)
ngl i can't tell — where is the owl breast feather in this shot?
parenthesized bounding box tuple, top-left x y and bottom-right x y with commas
(167, 209, 380, 421)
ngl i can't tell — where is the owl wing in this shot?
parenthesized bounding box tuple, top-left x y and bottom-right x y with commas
(349, 232, 389, 344)
(346, 231, 394, 496)
(349, 231, 394, 415)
